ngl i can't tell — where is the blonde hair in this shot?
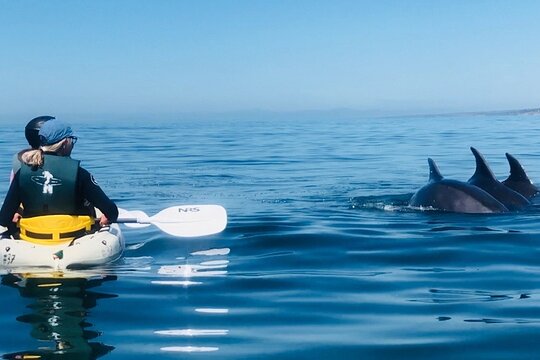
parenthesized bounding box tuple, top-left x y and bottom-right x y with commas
(21, 138, 73, 167)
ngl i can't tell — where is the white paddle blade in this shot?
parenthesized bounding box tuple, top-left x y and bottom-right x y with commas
(150, 205, 227, 237)
(117, 205, 227, 237)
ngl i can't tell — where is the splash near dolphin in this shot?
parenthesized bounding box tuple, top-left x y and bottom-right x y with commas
(410, 148, 536, 213)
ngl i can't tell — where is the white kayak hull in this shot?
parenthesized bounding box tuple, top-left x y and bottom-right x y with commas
(1, 224, 124, 270)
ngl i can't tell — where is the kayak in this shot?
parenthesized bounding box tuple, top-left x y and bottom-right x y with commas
(0, 204, 227, 270)
(0, 224, 124, 270)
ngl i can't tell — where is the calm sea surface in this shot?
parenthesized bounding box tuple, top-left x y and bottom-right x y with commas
(1, 114, 540, 359)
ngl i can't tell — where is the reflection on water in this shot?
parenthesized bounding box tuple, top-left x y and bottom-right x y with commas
(152, 247, 230, 286)
(1, 271, 117, 359)
(153, 248, 230, 354)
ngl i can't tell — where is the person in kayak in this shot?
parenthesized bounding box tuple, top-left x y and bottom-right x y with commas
(10, 115, 55, 183)
(0, 120, 118, 236)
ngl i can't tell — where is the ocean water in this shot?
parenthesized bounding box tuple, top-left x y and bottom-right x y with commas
(1, 114, 540, 359)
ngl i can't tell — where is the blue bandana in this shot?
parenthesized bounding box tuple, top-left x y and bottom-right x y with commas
(39, 120, 74, 145)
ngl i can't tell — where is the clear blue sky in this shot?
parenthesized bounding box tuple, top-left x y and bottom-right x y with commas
(1, 0, 539, 117)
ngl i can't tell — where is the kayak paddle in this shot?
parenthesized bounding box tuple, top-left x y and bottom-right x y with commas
(117, 205, 227, 237)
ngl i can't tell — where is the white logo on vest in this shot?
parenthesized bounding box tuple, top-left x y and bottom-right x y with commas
(31, 170, 62, 194)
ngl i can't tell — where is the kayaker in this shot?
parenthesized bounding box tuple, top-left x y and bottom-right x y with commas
(10, 115, 55, 183)
(0, 120, 118, 236)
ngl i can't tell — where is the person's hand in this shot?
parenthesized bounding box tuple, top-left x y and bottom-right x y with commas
(99, 214, 110, 227)
(12, 213, 22, 223)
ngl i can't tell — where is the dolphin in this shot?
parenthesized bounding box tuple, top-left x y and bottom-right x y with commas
(502, 153, 539, 199)
(410, 158, 509, 213)
(467, 147, 530, 211)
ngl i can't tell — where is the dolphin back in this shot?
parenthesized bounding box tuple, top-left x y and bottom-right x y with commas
(502, 153, 539, 199)
(468, 147, 530, 211)
(411, 157, 508, 213)
(428, 158, 443, 182)
(410, 179, 509, 213)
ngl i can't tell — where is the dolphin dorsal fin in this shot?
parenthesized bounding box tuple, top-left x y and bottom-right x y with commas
(505, 153, 530, 182)
(470, 147, 496, 180)
(428, 158, 443, 182)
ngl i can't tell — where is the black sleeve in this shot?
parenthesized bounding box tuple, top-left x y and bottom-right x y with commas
(78, 168, 118, 222)
(0, 170, 22, 228)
